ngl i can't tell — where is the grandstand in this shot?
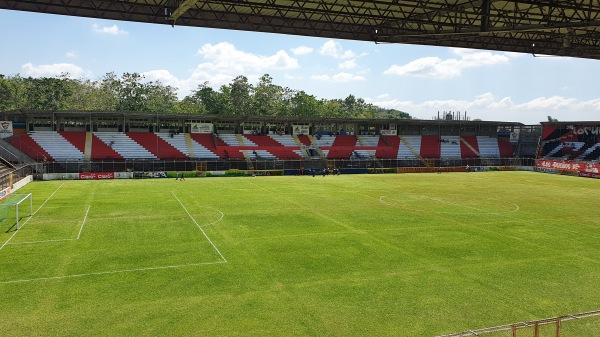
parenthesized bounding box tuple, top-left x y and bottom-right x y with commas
(0, 111, 598, 178)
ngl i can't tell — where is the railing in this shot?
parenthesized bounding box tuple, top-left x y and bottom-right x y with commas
(436, 309, 600, 337)
(4, 137, 47, 162)
(40, 157, 536, 174)
(0, 164, 36, 190)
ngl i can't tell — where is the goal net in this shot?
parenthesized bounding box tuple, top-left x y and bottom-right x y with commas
(0, 193, 33, 232)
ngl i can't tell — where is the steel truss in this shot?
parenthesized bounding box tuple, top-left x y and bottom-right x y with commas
(2, 0, 600, 59)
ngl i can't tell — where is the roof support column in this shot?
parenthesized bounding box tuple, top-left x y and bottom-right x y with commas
(481, 0, 490, 32)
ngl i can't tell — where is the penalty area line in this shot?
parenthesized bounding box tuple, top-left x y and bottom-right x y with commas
(0, 183, 65, 252)
(171, 192, 227, 263)
(0, 261, 227, 285)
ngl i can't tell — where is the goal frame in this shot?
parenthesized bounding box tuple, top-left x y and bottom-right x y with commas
(0, 193, 33, 230)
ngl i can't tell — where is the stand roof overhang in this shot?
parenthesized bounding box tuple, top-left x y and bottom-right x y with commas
(2, 0, 600, 59)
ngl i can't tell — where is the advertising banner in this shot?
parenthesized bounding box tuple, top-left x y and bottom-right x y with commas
(536, 159, 600, 179)
(292, 125, 310, 135)
(190, 123, 213, 134)
(0, 186, 11, 201)
(380, 130, 398, 135)
(79, 172, 115, 180)
(510, 130, 519, 143)
(0, 121, 13, 139)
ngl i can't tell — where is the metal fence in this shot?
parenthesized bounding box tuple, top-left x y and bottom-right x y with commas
(40, 157, 536, 174)
(436, 309, 600, 337)
(0, 164, 36, 190)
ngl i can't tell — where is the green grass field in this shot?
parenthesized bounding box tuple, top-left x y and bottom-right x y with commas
(0, 171, 599, 336)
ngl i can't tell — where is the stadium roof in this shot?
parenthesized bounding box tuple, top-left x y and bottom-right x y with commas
(1, 110, 525, 127)
(1, 0, 600, 60)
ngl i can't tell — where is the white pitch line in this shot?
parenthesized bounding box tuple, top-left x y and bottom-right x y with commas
(171, 192, 227, 263)
(379, 194, 520, 215)
(7, 205, 91, 246)
(77, 205, 91, 239)
(199, 206, 224, 228)
(0, 261, 226, 285)
(542, 223, 600, 239)
(8, 238, 76, 245)
(0, 183, 65, 251)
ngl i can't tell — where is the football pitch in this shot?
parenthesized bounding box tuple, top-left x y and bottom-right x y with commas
(0, 171, 599, 336)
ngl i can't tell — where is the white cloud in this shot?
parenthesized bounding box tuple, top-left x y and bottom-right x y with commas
(284, 74, 303, 80)
(339, 59, 357, 70)
(197, 42, 299, 73)
(311, 72, 365, 83)
(310, 74, 330, 82)
(92, 23, 128, 35)
(66, 51, 77, 58)
(368, 92, 600, 124)
(21, 62, 90, 78)
(319, 40, 356, 59)
(141, 42, 300, 95)
(141, 70, 181, 87)
(384, 48, 510, 78)
(291, 46, 313, 55)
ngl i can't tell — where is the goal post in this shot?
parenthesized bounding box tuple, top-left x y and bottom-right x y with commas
(0, 193, 33, 231)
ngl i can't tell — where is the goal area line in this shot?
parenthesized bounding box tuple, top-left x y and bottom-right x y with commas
(0, 193, 33, 232)
(0, 189, 227, 284)
(7, 205, 91, 246)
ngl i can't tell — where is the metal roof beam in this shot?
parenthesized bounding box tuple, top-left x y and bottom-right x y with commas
(169, 0, 198, 24)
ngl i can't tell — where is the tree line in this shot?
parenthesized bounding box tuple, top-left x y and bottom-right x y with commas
(0, 72, 411, 119)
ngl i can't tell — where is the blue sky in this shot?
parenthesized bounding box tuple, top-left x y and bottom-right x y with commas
(1, 10, 600, 125)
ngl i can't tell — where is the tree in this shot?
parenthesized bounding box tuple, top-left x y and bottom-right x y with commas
(252, 74, 284, 117)
(15, 74, 74, 111)
(94, 72, 121, 111)
(145, 80, 178, 113)
(116, 72, 147, 112)
(182, 82, 226, 115)
(289, 91, 321, 117)
(0, 71, 413, 120)
(229, 75, 252, 116)
(323, 99, 346, 118)
(377, 108, 411, 119)
(0, 75, 15, 111)
(547, 116, 559, 122)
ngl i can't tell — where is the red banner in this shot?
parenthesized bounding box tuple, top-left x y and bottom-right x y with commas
(79, 172, 115, 180)
(536, 159, 600, 178)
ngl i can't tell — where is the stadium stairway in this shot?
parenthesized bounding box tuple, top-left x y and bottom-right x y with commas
(288, 134, 310, 158)
(459, 136, 480, 158)
(296, 134, 313, 147)
(398, 135, 421, 159)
